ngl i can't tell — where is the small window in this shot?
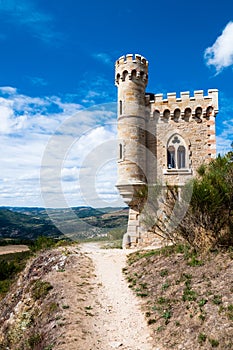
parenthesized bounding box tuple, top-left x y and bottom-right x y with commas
(122, 70, 128, 81)
(119, 143, 123, 160)
(183, 107, 192, 120)
(119, 100, 123, 115)
(116, 73, 120, 84)
(173, 108, 181, 122)
(153, 109, 160, 120)
(206, 106, 213, 117)
(163, 109, 170, 119)
(195, 107, 202, 122)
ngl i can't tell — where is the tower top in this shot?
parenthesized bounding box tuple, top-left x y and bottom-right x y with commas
(115, 54, 148, 67)
(115, 54, 148, 86)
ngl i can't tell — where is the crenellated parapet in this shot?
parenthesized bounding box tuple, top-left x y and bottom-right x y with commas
(115, 54, 148, 86)
(146, 89, 218, 122)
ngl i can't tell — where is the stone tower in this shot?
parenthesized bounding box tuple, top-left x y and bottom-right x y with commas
(115, 54, 219, 248)
(115, 54, 148, 246)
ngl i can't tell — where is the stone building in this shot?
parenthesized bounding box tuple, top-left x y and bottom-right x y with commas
(115, 54, 219, 247)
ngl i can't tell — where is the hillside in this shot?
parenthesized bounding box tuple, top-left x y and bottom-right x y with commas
(0, 244, 153, 350)
(0, 243, 232, 349)
(124, 245, 233, 349)
(0, 207, 128, 241)
(0, 208, 61, 239)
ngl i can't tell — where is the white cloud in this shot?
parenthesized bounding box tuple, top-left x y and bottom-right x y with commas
(28, 76, 48, 86)
(0, 87, 121, 208)
(0, 86, 17, 95)
(77, 74, 115, 106)
(0, 0, 61, 43)
(215, 94, 233, 154)
(92, 53, 112, 65)
(204, 21, 233, 73)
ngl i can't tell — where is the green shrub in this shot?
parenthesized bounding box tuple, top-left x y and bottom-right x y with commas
(28, 333, 42, 347)
(179, 154, 233, 251)
(31, 279, 53, 300)
(198, 333, 207, 344)
(0, 260, 17, 280)
(30, 236, 57, 252)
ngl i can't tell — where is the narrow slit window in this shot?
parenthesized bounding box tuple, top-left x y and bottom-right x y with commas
(119, 100, 123, 115)
(119, 143, 123, 160)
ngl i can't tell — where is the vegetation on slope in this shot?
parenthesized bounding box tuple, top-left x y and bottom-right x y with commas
(126, 150, 233, 349)
(143, 152, 233, 253)
(0, 245, 94, 350)
(0, 236, 69, 300)
(0, 207, 128, 241)
(124, 245, 233, 349)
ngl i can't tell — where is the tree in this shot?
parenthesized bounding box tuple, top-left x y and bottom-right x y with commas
(141, 154, 233, 252)
(179, 154, 233, 251)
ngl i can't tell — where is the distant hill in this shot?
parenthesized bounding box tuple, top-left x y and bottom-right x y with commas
(0, 207, 128, 241)
(0, 208, 61, 239)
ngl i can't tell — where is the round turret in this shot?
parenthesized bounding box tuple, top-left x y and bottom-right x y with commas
(115, 54, 148, 117)
(115, 54, 148, 206)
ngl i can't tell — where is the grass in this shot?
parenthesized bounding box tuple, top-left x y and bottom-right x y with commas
(125, 243, 233, 349)
(198, 333, 207, 344)
(160, 269, 168, 277)
(212, 295, 222, 305)
(28, 333, 42, 347)
(226, 304, 233, 320)
(198, 298, 208, 307)
(127, 244, 198, 266)
(31, 279, 53, 301)
(208, 338, 219, 347)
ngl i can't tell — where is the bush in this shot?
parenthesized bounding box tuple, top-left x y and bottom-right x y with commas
(141, 153, 233, 252)
(31, 279, 53, 301)
(179, 154, 233, 251)
(30, 236, 57, 252)
(0, 260, 18, 280)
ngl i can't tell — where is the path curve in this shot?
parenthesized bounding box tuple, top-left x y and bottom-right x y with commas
(81, 242, 154, 350)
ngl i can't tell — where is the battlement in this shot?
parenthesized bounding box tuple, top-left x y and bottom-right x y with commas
(115, 54, 148, 67)
(115, 54, 148, 86)
(146, 89, 218, 104)
(146, 89, 219, 119)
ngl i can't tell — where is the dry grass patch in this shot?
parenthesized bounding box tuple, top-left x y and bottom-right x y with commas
(124, 245, 233, 350)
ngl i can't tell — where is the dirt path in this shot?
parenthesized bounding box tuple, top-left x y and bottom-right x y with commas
(80, 242, 154, 350)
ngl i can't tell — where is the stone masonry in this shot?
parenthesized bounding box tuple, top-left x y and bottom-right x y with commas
(115, 54, 219, 248)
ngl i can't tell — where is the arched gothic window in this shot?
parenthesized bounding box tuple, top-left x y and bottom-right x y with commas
(167, 135, 187, 170)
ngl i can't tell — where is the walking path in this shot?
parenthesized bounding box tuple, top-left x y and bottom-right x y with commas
(81, 242, 154, 350)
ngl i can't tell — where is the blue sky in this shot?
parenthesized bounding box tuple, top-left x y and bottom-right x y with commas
(0, 0, 233, 207)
